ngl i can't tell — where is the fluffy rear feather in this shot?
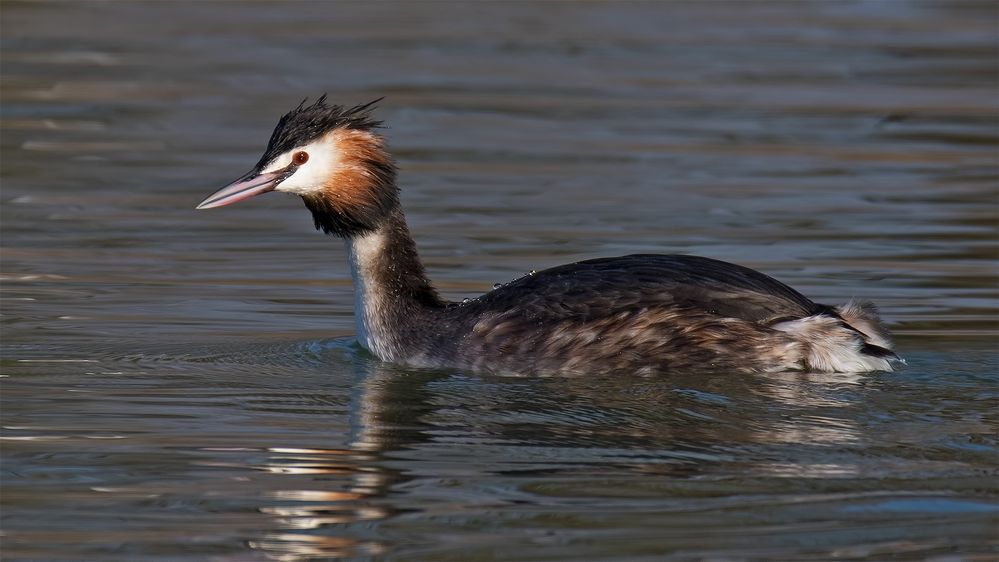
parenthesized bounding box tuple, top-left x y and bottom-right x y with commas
(772, 300, 901, 372)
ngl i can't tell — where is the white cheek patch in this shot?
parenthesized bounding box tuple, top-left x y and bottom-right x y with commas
(268, 138, 343, 196)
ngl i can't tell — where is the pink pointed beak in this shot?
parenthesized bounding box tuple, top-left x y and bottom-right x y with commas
(195, 169, 290, 210)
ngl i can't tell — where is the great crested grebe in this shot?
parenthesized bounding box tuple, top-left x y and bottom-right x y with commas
(197, 97, 901, 375)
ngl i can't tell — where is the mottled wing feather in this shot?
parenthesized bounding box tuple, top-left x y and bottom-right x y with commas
(474, 254, 823, 325)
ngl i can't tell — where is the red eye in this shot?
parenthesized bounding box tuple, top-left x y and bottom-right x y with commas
(293, 151, 309, 165)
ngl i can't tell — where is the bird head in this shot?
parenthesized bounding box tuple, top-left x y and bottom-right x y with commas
(196, 96, 398, 237)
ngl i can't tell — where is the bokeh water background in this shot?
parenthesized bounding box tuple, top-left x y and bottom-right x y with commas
(2, 1, 996, 560)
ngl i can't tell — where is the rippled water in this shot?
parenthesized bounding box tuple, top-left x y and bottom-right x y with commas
(2, 2, 997, 560)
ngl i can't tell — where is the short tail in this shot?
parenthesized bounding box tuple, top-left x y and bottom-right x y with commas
(835, 300, 893, 349)
(772, 300, 903, 372)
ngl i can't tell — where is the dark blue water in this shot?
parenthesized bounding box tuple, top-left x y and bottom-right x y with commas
(2, 2, 996, 560)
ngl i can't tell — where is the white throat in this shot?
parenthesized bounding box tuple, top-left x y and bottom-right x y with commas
(344, 229, 393, 359)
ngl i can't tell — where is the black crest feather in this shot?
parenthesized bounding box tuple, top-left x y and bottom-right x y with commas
(253, 95, 384, 171)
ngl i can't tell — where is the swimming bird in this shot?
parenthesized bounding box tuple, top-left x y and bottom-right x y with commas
(196, 97, 900, 375)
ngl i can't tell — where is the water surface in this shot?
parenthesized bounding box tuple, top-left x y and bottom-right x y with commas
(2, 1, 997, 560)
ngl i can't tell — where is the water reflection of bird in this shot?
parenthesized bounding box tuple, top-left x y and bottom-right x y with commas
(197, 97, 901, 375)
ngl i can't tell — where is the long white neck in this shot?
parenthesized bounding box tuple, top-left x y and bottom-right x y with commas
(341, 210, 445, 361)
(344, 229, 392, 358)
